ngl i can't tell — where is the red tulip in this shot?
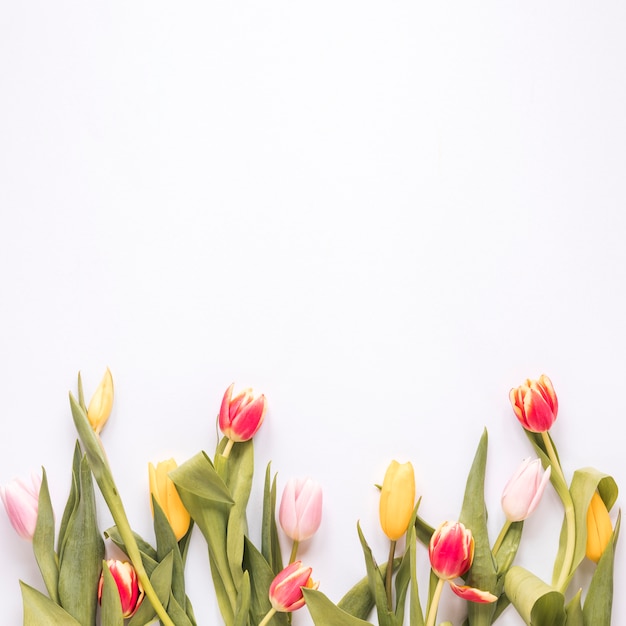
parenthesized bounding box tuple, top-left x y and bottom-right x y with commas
(509, 374, 558, 433)
(98, 559, 144, 618)
(218, 383, 267, 443)
(269, 561, 318, 613)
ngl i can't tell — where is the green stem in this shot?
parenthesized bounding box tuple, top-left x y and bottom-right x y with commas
(385, 540, 396, 609)
(259, 607, 277, 626)
(222, 437, 235, 459)
(289, 540, 299, 564)
(69, 394, 175, 626)
(425, 577, 445, 626)
(541, 431, 575, 592)
(492, 520, 512, 556)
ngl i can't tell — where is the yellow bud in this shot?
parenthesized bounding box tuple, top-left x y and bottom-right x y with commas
(379, 460, 415, 541)
(148, 459, 191, 541)
(585, 491, 612, 563)
(87, 368, 114, 434)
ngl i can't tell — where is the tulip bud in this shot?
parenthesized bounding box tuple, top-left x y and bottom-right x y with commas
(98, 559, 144, 618)
(429, 521, 474, 580)
(0, 472, 41, 540)
(586, 492, 612, 563)
(279, 477, 323, 542)
(379, 460, 415, 541)
(218, 383, 267, 443)
(269, 561, 319, 613)
(87, 368, 114, 434)
(509, 374, 558, 433)
(149, 459, 191, 541)
(501, 458, 552, 522)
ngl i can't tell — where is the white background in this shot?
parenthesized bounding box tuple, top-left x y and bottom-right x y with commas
(1, 2, 625, 625)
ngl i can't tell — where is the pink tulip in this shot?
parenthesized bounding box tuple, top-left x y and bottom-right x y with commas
(509, 374, 558, 433)
(218, 383, 267, 443)
(501, 458, 552, 522)
(0, 472, 41, 540)
(98, 559, 144, 618)
(428, 521, 497, 610)
(268, 561, 319, 613)
(429, 521, 475, 580)
(279, 477, 323, 542)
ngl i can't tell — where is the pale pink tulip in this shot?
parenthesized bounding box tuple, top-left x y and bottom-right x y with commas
(501, 458, 552, 522)
(0, 472, 41, 540)
(279, 477, 323, 542)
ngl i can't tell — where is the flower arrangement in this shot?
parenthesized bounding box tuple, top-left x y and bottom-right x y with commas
(1, 371, 620, 626)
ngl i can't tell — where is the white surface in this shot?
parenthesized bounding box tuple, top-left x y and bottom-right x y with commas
(1, 2, 625, 624)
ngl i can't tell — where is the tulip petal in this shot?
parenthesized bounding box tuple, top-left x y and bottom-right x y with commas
(448, 581, 497, 603)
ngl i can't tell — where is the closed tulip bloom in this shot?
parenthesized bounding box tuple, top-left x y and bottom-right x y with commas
(379, 460, 415, 541)
(501, 458, 552, 522)
(586, 492, 612, 563)
(509, 374, 558, 433)
(87, 368, 114, 434)
(269, 561, 319, 613)
(0, 472, 41, 540)
(219, 383, 267, 443)
(98, 559, 144, 618)
(429, 521, 474, 580)
(149, 459, 191, 541)
(279, 477, 323, 542)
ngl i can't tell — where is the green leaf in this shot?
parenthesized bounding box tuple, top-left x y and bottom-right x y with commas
(504, 566, 565, 626)
(20, 581, 82, 626)
(458, 429, 498, 626)
(57, 454, 105, 625)
(153, 497, 187, 611)
(407, 526, 425, 626)
(100, 561, 125, 626)
(57, 443, 81, 557)
(164, 592, 194, 626)
(414, 514, 434, 547)
(304, 588, 374, 626)
(32, 467, 59, 604)
(338, 574, 376, 620)
(582, 511, 621, 626)
(171, 450, 233, 504)
(234, 570, 252, 626)
(564, 589, 584, 626)
(562, 468, 619, 587)
(170, 452, 237, 624)
(357, 522, 397, 626)
(261, 463, 283, 574)
(242, 537, 289, 626)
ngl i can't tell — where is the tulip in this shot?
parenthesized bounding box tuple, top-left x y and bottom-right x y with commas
(429, 520, 475, 580)
(218, 383, 267, 458)
(426, 521, 496, 626)
(509, 374, 558, 433)
(259, 561, 318, 626)
(149, 459, 191, 541)
(87, 368, 114, 434)
(0, 472, 41, 540)
(586, 492, 612, 563)
(279, 477, 323, 542)
(379, 460, 415, 541)
(501, 458, 552, 522)
(98, 559, 144, 618)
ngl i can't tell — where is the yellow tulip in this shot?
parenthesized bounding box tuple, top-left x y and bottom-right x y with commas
(586, 491, 612, 563)
(379, 460, 415, 541)
(87, 368, 114, 434)
(148, 459, 191, 541)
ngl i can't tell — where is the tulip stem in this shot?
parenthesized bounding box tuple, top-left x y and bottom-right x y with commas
(492, 520, 512, 556)
(541, 431, 575, 592)
(385, 540, 396, 609)
(222, 438, 235, 459)
(425, 577, 445, 626)
(259, 607, 277, 626)
(289, 540, 299, 564)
